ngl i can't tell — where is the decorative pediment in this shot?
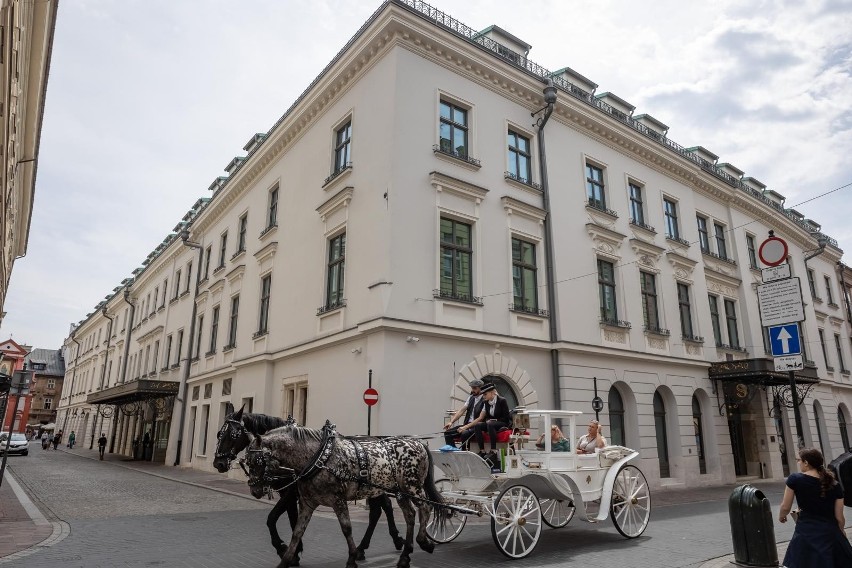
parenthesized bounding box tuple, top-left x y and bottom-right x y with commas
(585, 206, 618, 229)
(226, 264, 245, 285)
(829, 316, 844, 328)
(705, 271, 741, 299)
(254, 241, 278, 265)
(136, 326, 164, 344)
(316, 186, 354, 221)
(630, 238, 665, 272)
(666, 251, 698, 283)
(501, 196, 546, 222)
(209, 278, 226, 296)
(586, 223, 626, 261)
(430, 171, 489, 203)
(703, 257, 740, 280)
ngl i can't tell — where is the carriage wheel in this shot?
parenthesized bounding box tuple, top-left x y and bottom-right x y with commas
(426, 479, 467, 543)
(540, 499, 575, 528)
(491, 485, 542, 559)
(610, 465, 651, 538)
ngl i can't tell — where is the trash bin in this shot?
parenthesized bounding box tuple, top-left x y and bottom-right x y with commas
(729, 484, 778, 567)
(828, 451, 852, 507)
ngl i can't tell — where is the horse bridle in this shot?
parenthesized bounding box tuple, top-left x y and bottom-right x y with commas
(215, 418, 246, 464)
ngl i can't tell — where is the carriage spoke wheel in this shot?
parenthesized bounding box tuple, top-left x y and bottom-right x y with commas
(426, 479, 467, 543)
(491, 485, 542, 559)
(610, 465, 651, 538)
(540, 499, 575, 528)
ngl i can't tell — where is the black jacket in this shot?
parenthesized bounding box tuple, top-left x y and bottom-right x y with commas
(479, 395, 511, 424)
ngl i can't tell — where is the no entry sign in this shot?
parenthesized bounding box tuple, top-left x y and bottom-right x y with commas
(363, 388, 379, 406)
(758, 235, 789, 267)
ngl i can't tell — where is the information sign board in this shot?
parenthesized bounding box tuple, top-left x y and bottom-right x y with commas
(774, 355, 804, 372)
(757, 278, 805, 326)
(761, 264, 791, 283)
(768, 324, 801, 356)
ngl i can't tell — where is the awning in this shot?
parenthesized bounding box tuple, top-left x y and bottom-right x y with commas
(708, 358, 818, 386)
(86, 379, 179, 406)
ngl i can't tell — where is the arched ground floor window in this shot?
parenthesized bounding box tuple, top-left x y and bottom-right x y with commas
(654, 391, 670, 478)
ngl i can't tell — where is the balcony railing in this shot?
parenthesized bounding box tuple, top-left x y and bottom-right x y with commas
(504, 171, 541, 190)
(644, 325, 670, 336)
(323, 162, 352, 186)
(666, 235, 691, 247)
(433, 288, 483, 305)
(317, 299, 347, 315)
(432, 144, 481, 167)
(716, 342, 746, 352)
(682, 334, 704, 343)
(586, 199, 618, 218)
(509, 304, 549, 317)
(702, 250, 737, 266)
(600, 317, 631, 329)
(629, 219, 656, 233)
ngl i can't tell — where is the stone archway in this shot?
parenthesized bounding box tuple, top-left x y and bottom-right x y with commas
(451, 348, 539, 410)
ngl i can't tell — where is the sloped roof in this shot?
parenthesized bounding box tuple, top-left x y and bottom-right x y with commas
(24, 348, 65, 377)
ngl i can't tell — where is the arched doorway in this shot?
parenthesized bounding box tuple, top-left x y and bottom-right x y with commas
(609, 388, 625, 447)
(692, 393, 706, 474)
(839, 405, 851, 453)
(653, 391, 670, 478)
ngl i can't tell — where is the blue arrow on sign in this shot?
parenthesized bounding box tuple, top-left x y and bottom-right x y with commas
(768, 324, 801, 357)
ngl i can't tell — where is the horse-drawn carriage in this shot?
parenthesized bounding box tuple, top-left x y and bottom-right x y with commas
(427, 409, 651, 559)
(214, 405, 650, 567)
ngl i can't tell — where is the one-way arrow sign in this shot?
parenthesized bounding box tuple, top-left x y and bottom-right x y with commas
(769, 323, 802, 357)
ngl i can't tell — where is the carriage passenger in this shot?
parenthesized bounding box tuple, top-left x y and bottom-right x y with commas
(536, 425, 570, 451)
(576, 420, 606, 454)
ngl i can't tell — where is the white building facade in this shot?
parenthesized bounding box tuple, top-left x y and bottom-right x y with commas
(57, 0, 852, 489)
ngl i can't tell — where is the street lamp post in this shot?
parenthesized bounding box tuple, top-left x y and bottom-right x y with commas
(0, 371, 32, 488)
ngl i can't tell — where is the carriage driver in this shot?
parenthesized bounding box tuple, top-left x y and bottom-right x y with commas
(443, 379, 485, 448)
(459, 383, 511, 459)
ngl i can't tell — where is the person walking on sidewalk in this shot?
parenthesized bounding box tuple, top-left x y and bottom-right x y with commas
(98, 433, 107, 460)
(68, 431, 76, 449)
(40, 431, 49, 450)
(52, 431, 61, 450)
(779, 447, 852, 567)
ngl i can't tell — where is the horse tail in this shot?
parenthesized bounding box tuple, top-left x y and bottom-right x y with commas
(423, 444, 447, 531)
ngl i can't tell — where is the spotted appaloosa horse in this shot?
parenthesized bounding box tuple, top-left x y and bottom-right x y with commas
(212, 405, 404, 563)
(245, 422, 445, 568)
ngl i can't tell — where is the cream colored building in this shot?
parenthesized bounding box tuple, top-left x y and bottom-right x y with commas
(57, 0, 852, 489)
(0, 0, 57, 321)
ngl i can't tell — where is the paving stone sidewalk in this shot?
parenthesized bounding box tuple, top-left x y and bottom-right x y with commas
(0, 471, 53, 559)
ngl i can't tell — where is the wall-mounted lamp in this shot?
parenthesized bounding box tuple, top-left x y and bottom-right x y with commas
(406, 336, 420, 343)
(351, 347, 362, 354)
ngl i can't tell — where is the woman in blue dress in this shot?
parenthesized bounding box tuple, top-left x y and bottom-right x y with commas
(778, 447, 852, 567)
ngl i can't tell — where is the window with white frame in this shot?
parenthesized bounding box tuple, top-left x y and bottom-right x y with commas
(714, 223, 728, 260)
(325, 233, 346, 310)
(825, 276, 835, 305)
(724, 299, 740, 349)
(598, 259, 618, 324)
(284, 381, 308, 427)
(257, 275, 271, 336)
(746, 235, 758, 269)
(628, 182, 645, 226)
(266, 186, 279, 230)
(439, 99, 469, 159)
(218, 232, 228, 269)
(511, 237, 538, 312)
(677, 283, 694, 339)
(237, 214, 248, 253)
(208, 306, 219, 355)
(709, 294, 722, 346)
(44, 397, 52, 410)
(697, 216, 710, 253)
(585, 163, 606, 210)
(640, 271, 662, 333)
(663, 198, 680, 240)
(227, 295, 239, 349)
(333, 121, 352, 174)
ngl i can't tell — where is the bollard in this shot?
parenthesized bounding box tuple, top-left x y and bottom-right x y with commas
(728, 484, 778, 567)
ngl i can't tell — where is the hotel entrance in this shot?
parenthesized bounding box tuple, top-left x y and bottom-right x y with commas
(709, 358, 818, 479)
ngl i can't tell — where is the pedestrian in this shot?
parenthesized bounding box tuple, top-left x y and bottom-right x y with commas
(52, 431, 61, 450)
(41, 431, 49, 450)
(98, 433, 107, 460)
(68, 431, 76, 449)
(779, 447, 852, 567)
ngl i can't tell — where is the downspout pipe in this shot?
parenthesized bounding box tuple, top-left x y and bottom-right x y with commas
(91, 308, 114, 449)
(61, 333, 83, 438)
(174, 229, 204, 466)
(837, 262, 852, 324)
(111, 288, 136, 454)
(534, 80, 560, 409)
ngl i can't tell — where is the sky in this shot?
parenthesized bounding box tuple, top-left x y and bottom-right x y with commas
(3, 0, 852, 349)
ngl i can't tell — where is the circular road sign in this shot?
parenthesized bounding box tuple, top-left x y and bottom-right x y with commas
(758, 236, 789, 267)
(591, 396, 604, 413)
(363, 388, 379, 406)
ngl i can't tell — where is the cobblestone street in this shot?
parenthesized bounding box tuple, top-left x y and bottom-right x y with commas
(0, 448, 810, 568)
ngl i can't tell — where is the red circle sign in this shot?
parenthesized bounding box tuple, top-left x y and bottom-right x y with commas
(758, 236, 788, 267)
(363, 388, 379, 406)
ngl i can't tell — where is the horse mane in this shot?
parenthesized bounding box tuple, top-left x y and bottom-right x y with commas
(289, 425, 323, 443)
(242, 412, 292, 435)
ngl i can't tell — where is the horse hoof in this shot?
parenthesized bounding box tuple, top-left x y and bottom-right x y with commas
(291, 557, 300, 567)
(419, 540, 435, 554)
(393, 535, 405, 551)
(396, 557, 411, 568)
(355, 548, 366, 561)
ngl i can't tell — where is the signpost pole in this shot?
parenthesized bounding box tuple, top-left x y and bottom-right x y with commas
(367, 369, 372, 437)
(789, 370, 805, 450)
(593, 376, 599, 422)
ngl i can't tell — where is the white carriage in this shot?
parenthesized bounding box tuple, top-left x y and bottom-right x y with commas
(427, 410, 651, 559)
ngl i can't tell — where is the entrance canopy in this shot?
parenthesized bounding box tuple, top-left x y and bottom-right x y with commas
(708, 358, 818, 386)
(86, 379, 179, 406)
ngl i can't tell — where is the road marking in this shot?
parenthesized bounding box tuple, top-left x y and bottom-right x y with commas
(5, 470, 49, 526)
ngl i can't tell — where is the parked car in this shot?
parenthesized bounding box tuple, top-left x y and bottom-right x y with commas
(0, 432, 29, 456)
